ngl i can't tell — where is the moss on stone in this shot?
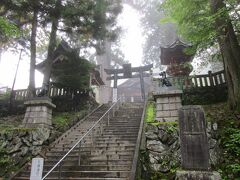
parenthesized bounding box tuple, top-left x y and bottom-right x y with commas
(204, 103, 240, 179)
(145, 101, 156, 123)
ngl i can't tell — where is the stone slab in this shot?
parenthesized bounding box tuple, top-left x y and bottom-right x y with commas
(178, 106, 210, 170)
(176, 170, 221, 180)
(24, 97, 56, 108)
(156, 97, 169, 103)
(156, 111, 170, 118)
(30, 158, 44, 180)
(153, 89, 183, 98)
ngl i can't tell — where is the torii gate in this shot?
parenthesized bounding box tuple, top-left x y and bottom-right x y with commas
(105, 64, 153, 102)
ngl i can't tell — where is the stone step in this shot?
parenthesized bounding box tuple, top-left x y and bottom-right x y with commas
(49, 146, 136, 152)
(57, 139, 137, 146)
(69, 134, 138, 139)
(45, 154, 133, 161)
(43, 165, 131, 171)
(63, 136, 137, 141)
(14, 178, 127, 180)
(54, 142, 136, 149)
(43, 159, 132, 166)
(64, 132, 139, 139)
(46, 150, 134, 157)
(12, 103, 143, 180)
(44, 178, 127, 180)
(20, 170, 130, 178)
(66, 134, 138, 140)
(56, 139, 137, 146)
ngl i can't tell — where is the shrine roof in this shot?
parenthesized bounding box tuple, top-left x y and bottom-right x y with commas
(36, 40, 104, 87)
(160, 39, 195, 65)
(36, 40, 73, 73)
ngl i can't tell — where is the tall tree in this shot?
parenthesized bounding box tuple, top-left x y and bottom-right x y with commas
(41, 0, 61, 92)
(0, 0, 122, 95)
(162, 0, 240, 109)
(210, 0, 240, 109)
(28, 1, 39, 97)
(41, 0, 122, 91)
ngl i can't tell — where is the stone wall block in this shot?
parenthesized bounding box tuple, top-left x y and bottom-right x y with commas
(176, 103, 182, 109)
(175, 97, 181, 103)
(163, 104, 169, 110)
(169, 103, 176, 110)
(170, 110, 178, 117)
(156, 104, 163, 111)
(35, 106, 42, 112)
(41, 106, 48, 112)
(169, 97, 176, 103)
(156, 117, 178, 122)
(157, 97, 169, 104)
(24, 112, 30, 119)
(156, 111, 170, 118)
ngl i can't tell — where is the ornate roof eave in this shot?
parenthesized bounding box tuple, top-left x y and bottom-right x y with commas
(160, 39, 195, 65)
(35, 40, 74, 73)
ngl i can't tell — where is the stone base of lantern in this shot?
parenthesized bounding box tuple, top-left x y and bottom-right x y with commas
(176, 170, 221, 180)
(153, 87, 182, 122)
(22, 97, 56, 129)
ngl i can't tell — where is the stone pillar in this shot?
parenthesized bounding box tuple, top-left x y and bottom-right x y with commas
(153, 88, 183, 122)
(22, 97, 56, 129)
(98, 85, 112, 104)
(176, 106, 221, 180)
(112, 88, 118, 103)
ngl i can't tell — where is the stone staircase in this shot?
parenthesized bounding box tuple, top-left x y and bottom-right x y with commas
(12, 102, 144, 180)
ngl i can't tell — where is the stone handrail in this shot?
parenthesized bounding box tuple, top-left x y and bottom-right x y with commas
(12, 87, 89, 100)
(130, 100, 147, 180)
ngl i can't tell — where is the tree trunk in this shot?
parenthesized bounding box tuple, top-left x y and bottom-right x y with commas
(210, 0, 240, 110)
(28, 7, 38, 97)
(42, 0, 61, 94)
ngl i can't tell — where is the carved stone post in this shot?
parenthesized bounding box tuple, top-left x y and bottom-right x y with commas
(176, 105, 221, 180)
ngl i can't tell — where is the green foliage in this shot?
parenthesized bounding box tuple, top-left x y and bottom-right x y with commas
(159, 122, 178, 133)
(52, 110, 88, 130)
(144, 101, 156, 123)
(0, 91, 10, 100)
(220, 127, 240, 178)
(204, 103, 240, 179)
(51, 50, 93, 89)
(52, 112, 74, 128)
(0, 0, 122, 53)
(0, 144, 13, 177)
(183, 85, 228, 105)
(161, 0, 217, 50)
(0, 127, 34, 134)
(0, 17, 20, 40)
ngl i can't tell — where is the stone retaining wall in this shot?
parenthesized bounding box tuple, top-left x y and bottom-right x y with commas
(139, 122, 220, 179)
(0, 128, 50, 177)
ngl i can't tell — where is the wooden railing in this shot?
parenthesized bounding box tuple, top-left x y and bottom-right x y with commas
(154, 70, 226, 90)
(13, 87, 89, 100)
